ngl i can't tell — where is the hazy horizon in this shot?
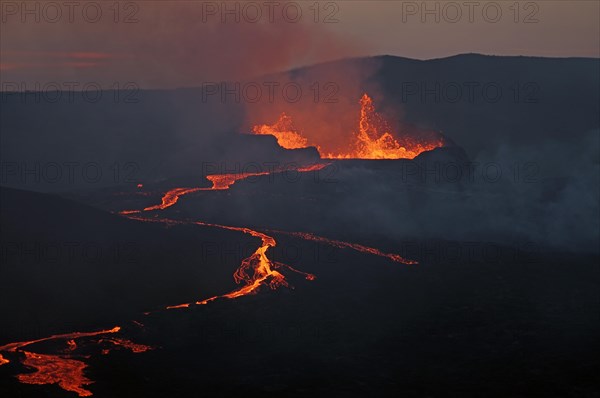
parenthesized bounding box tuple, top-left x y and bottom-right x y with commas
(1, 1, 598, 89)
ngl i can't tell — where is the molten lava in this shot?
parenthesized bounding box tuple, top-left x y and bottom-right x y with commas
(0, 326, 122, 353)
(267, 230, 417, 265)
(123, 162, 415, 309)
(195, 225, 288, 306)
(0, 353, 9, 366)
(0, 326, 149, 397)
(205, 171, 271, 190)
(127, 216, 316, 310)
(98, 338, 152, 354)
(13, 335, 152, 397)
(143, 187, 203, 211)
(121, 169, 284, 215)
(252, 112, 308, 149)
(1, 159, 418, 396)
(252, 93, 445, 159)
(329, 94, 445, 159)
(17, 351, 94, 396)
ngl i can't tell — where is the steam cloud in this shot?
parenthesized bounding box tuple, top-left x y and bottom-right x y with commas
(1, 2, 362, 88)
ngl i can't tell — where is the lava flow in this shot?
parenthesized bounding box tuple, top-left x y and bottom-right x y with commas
(252, 93, 445, 159)
(117, 164, 330, 309)
(0, 326, 121, 353)
(0, 326, 151, 397)
(17, 351, 94, 396)
(1, 161, 416, 396)
(123, 162, 415, 309)
(0, 354, 9, 366)
(267, 230, 418, 265)
(119, 168, 291, 215)
(157, 221, 298, 309)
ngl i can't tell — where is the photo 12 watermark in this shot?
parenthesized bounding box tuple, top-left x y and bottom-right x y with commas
(400, 1, 540, 24)
(200, 81, 339, 104)
(0, 161, 142, 185)
(398, 81, 540, 104)
(198, 1, 340, 23)
(397, 161, 541, 184)
(0, 82, 140, 104)
(1, 1, 140, 24)
(0, 241, 141, 266)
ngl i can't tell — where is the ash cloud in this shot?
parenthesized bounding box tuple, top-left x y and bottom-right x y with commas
(328, 129, 599, 253)
(0, 2, 361, 88)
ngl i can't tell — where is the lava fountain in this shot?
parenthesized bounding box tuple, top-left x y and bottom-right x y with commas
(252, 112, 308, 149)
(252, 93, 445, 159)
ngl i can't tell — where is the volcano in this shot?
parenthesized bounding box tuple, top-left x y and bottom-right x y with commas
(0, 54, 598, 398)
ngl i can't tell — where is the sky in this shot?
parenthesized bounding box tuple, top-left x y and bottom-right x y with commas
(1, 1, 598, 88)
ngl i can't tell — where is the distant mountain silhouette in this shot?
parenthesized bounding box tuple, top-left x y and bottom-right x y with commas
(1, 54, 597, 192)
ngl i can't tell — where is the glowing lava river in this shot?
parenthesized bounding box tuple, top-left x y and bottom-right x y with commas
(0, 96, 423, 396)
